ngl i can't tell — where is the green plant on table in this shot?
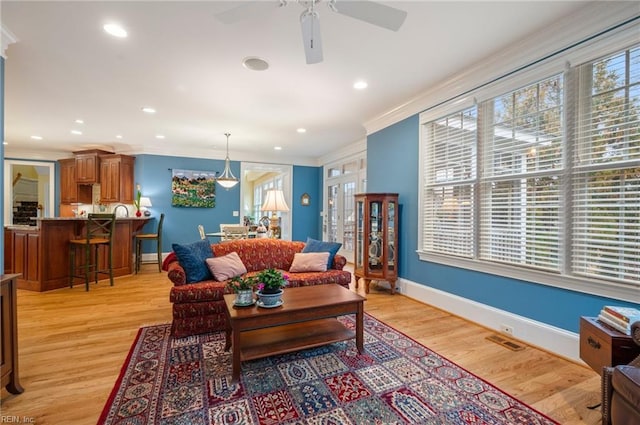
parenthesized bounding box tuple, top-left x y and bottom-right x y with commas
(255, 268, 289, 294)
(227, 275, 256, 293)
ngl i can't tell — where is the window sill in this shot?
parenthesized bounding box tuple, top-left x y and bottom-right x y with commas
(417, 251, 639, 303)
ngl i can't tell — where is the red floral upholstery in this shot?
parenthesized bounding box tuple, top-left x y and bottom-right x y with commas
(164, 238, 351, 337)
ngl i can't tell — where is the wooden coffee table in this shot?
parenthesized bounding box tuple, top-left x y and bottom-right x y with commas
(223, 284, 365, 381)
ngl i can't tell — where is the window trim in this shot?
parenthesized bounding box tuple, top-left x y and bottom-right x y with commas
(417, 250, 638, 302)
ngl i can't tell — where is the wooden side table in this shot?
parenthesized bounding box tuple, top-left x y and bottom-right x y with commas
(579, 316, 640, 376)
(1, 273, 24, 394)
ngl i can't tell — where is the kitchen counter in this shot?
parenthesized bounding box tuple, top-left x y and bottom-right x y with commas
(5, 217, 151, 291)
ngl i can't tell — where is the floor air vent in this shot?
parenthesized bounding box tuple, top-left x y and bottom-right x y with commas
(486, 334, 526, 351)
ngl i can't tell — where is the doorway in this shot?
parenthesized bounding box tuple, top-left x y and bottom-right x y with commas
(3, 159, 55, 225)
(324, 155, 366, 262)
(240, 162, 293, 240)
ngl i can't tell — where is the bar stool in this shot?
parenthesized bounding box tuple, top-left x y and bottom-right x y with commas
(134, 213, 164, 273)
(69, 213, 116, 291)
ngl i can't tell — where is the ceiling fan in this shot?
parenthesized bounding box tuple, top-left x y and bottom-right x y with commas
(215, 0, 407, 64)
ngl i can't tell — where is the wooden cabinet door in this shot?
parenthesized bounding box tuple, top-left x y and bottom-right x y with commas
(59, 158, 78, 203)
(100, 158, 120, 203)
(75, 153, 99, 183)
(99, 155, 135, 203)
(12, 231, 39, 283)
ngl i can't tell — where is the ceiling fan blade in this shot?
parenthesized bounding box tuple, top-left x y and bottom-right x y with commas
(300, 10, 323, 64)
(331, 1, 407, 31)
(215, 1, 283, 24)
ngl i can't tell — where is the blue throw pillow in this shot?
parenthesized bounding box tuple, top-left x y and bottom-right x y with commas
(301, 237, 342, 269)
(172, 240, 213, 283)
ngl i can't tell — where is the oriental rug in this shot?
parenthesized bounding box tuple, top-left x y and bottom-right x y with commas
(98, 314, 558, 424)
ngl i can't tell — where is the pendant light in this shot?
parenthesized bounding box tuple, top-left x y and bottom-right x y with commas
(217, 132, 239, 189)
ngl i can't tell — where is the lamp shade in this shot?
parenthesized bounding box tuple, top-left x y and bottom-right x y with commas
(261, 189, 290, 212)
(139, 197, 152, 208)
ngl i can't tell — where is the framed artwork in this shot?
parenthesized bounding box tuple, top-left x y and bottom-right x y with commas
(171, 169, 216, 208)
(301, 193, 310, 206)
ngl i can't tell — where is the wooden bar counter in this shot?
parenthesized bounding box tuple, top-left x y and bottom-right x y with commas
(4, 217, 150, 291)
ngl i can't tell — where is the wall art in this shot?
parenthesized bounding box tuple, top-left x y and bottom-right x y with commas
(171, 169, 216, 208)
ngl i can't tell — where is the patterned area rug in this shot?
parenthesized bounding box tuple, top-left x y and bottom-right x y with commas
(98, 314, 558, 424)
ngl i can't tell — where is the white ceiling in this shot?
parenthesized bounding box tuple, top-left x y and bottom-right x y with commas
(2, 1, 590, 164)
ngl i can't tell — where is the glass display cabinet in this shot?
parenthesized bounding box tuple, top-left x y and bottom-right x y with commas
(354, 193, 398, 294)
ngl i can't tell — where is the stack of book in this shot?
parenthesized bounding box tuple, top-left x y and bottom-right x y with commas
(598, 305, 640, 335)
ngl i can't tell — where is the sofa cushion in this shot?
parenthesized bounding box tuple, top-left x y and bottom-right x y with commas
(205, 252, 247, 281)
(171, 240, 213, 283)
(289, 252, 329, 272)
(302, 237, 342, 269)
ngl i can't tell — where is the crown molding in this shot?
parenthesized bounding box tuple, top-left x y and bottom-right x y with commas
(317, 138, 366, 166)
(1, 24, 18, 59)
(364, 2, 640, 135)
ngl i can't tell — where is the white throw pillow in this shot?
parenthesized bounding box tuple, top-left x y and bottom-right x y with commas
(289, 252, 330, 273)
(205, 252, 247, 281)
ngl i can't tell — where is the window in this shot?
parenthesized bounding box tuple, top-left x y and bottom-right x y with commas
(572, 47, 640, 284)
(420, 43, 640, 294)
(480, 75, 564, 271)
(422, 107, 477, 258)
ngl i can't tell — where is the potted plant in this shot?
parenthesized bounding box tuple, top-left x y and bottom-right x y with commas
(227, 275, 256, 306)
(133, 185, 142, 217)
(255, 268, 289, 307)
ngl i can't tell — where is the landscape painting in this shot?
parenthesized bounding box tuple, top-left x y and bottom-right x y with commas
(171, 169, 216, 208)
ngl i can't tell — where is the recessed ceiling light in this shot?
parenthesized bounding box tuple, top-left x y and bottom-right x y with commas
(71, 130, 83, 135)
(354, 80, 368, 90)
(155, 134, 165, 139)
(297, 128, 307, 133)
(3, 141, 8, 145)
(75, 119, 84, 124)
(142, 107, 156, 114)
(274, 146, 282, 151)
(30, 135, 43, 140)
(116, 134, 123, 139)
(242, 57, 269, 71)
(103, 23, 127, 38)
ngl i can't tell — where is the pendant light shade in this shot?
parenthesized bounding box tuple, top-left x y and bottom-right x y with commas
(217, 132, 239, 189)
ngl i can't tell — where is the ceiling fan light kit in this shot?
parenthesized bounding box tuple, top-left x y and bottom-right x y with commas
(216, 0, 407, 65)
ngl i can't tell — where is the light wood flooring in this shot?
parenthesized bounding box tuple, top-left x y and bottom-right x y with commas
(1, 266, 602, 424)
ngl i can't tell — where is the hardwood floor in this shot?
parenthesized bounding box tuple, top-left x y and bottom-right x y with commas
(1, 266, 602, 424)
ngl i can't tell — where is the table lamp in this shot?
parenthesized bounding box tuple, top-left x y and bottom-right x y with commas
(260, 189, 289, 238)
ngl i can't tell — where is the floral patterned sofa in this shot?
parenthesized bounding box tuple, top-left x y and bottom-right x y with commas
(162, 238, 351, 337)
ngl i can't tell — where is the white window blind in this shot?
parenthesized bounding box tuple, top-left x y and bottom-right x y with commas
(573, 46, 640, 285)
(422, 107, 477, 257)
(479, 75, 564, 271)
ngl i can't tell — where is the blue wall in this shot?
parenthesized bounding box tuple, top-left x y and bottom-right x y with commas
(134, 155, 322, 253)
(292, 165, 321, 242)
(367, 115, 639, 333)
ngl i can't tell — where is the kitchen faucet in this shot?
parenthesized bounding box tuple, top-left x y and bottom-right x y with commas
(113, 204, 129, 218)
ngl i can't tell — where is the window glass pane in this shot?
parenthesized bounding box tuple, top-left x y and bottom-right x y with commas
(486, 75, 563, 176)
(573, 167, 640, 284)
(576, 47, 640, 166)
(342, 161, 357, 175)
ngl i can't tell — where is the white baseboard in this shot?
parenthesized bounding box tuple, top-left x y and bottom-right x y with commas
(388, 278, 582, 363)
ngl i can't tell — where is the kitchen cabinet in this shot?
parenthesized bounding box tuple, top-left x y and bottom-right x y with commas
(354, 193, 399, 294)
(59, 158, 91, 204)
(73, 149, 109, 184)
(99, 154, 135, 204)
(1, 274, 23, 395)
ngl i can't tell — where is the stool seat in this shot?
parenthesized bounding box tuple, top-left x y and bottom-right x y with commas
(134, 213, 164, 273)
